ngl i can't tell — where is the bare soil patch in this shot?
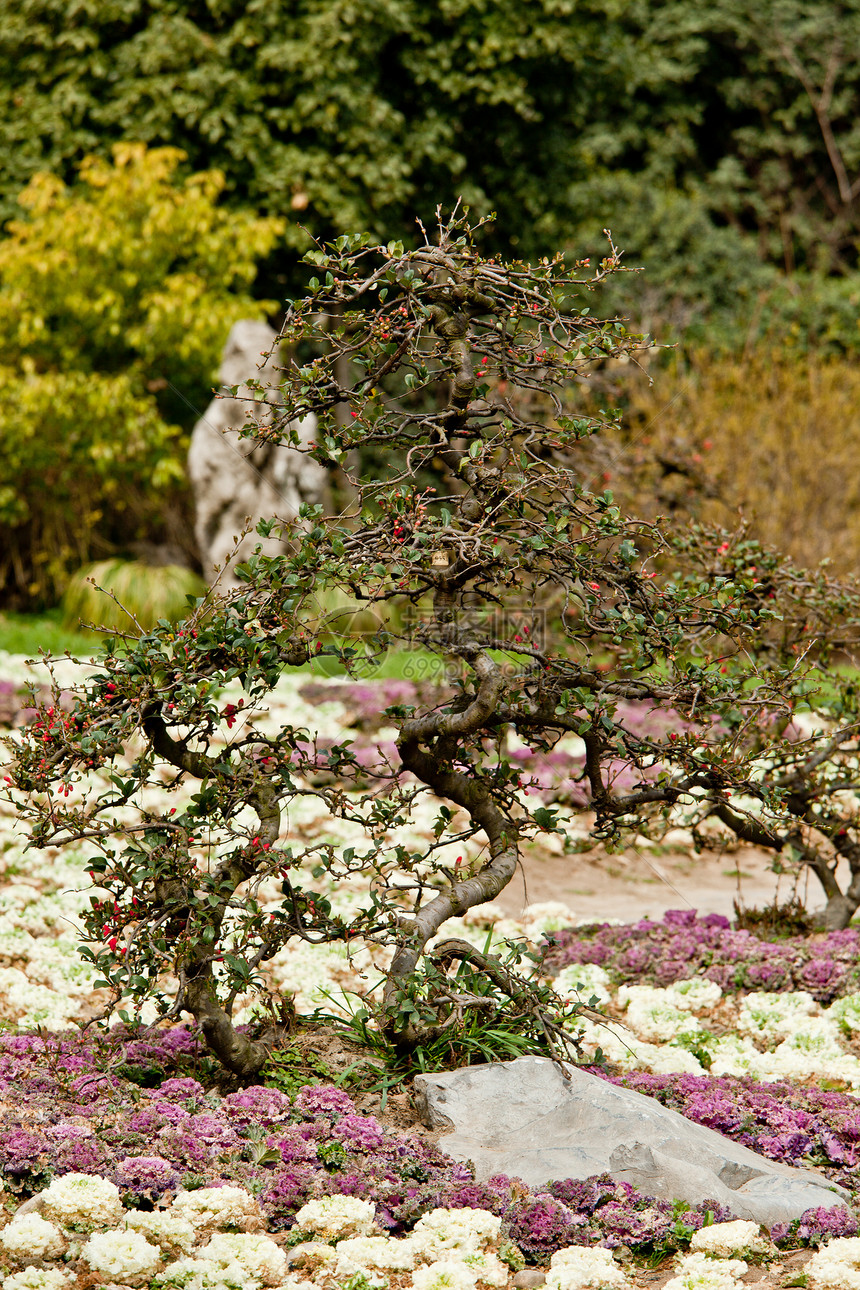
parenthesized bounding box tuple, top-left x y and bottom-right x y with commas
(499, 831, 833, 926)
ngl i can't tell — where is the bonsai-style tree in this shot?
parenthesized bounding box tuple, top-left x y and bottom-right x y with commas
(8, 211, 860, 1076)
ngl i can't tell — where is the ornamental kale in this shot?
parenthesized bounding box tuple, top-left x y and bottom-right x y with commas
(0, 1020, 856, 1260)
(600, 1070, 860, 1183)
(545, 909, 860, 1003)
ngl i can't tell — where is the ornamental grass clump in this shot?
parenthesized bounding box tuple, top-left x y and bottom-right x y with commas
(13, 212, 860, 1078)
(61, 560, 208, 636)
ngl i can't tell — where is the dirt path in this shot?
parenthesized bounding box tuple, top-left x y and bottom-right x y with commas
(496, 826, 837, 925)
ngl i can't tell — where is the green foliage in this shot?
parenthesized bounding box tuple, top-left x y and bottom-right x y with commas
(61, 560, 208, 636)
(701, 0, 860, 276)
(316, 1139, 347, 1171)
(587, 0, 860, 283)
(568, 177, 775, 343)
(647, 1204, 717, 1267)
(0, 0, 731, 265)
(0, 143, 283, 606)
(749, 273, 860, 356)
(261, 1047, 332, 1100)
(7, 0, 860, 366)
(338, 1275, 379, 1290)
(4, 0, 860, 301)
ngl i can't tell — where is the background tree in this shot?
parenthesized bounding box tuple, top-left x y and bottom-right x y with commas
(0, 0, 741, 286)
(0, 143, 283, 605)
(5, 1, 860, 296)
(9, 213, 860, 1079)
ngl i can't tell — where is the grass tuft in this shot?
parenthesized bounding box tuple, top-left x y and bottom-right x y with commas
(61, 559, 207, 635)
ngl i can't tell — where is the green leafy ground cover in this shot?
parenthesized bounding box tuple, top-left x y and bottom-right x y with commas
(0, 614, 95, 658)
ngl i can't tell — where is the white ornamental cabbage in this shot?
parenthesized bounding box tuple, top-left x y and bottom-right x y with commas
(706, 1035, 767, 1079)
(547, 1245, 631, 1289)
(575, 1020, 705, 1075)
(156, 1255, 248, 1290)
(0, 1213, 64, 1260)
(827, 992, 860, 1034)
(334, 1235, 419, 1273)
(643, 1043, 707, 1076)
(2, 1272, 70, 1290)
(690, 1220, 773, 1258)
(202, 1233, 288, 1285)
(172, 1186, 261, 1231)
(520, 902, 579, 939)
(806, 1236, 860, 1290)
(662, 1252, 748, 1290)
(284, 1241, 337, 1274)
(737, 991, 817, 1042)
(411, 1259, 479, 1290)
(459, 1250, 511, 1287)
(82, 1228, 162, 1278)
(40, 1172, 124, 1227)
(669, 978, 723, 1012)
(410, 1208, 502, 1256)
(123, 1208, 196, 1253)
(552, 964, 612, 1005)
(618, 985, 702, 1044)
(293, 1196, 377, 1240)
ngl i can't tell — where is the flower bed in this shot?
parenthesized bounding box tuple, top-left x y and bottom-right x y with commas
(544, 909, 860, 1003)
(1, 659, 859, 1288)
(0, 1030, 729, 1251)
(0, 1025, 855, 1280)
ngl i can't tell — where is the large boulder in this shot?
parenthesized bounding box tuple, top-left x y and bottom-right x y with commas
(188, 319, 328, 585)
(414, 1058, 850, 1228)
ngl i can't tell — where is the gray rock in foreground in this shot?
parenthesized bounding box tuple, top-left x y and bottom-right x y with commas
(413, 1057, 850, 1227)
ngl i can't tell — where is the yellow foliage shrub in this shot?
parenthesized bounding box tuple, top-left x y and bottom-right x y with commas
(606, 350, 860, 574)
(0, 144, 284, 606)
